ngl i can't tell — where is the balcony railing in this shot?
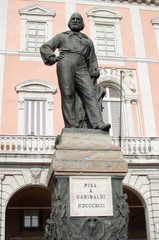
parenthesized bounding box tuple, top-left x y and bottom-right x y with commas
(0, 135, 159, 156)
(0, 135, 56, 154)
(112, 137, 153, 155)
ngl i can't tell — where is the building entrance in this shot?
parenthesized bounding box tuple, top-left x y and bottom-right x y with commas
(5, 186, 51, 240)
(124, 187, 147, 240)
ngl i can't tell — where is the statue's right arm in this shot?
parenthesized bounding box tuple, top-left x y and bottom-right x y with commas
(40, 35, 61, 66)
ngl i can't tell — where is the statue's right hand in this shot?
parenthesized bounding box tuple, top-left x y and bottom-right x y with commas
(50, 56, 60, 64)
(50, 55, 64, 64)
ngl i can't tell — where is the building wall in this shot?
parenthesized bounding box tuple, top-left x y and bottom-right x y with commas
(0, 0, 159, 240)
(1, 0, 159, 136)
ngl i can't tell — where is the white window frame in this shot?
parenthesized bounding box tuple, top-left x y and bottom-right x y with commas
(19, 4, 55, 60)
(152, 17, 159, 55)
(87, 7, 123, 65)
(15, 80, 57, 135)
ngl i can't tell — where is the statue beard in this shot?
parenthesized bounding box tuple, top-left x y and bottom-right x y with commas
(69, 23, 83, 32)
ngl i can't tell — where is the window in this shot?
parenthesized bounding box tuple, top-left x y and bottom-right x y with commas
(26, 21, 46, 52)
(96, 24, 116, 57)
(102, 86, 122, 137)
(152, 17, 159, 54)
(24, 210, 39, 228)
(25, 100, 46, 135)
(15, 80, 57, 135)
(98, 68, 140, 137)
(87, 7, 123, 61)
(19, 4, 55, 54)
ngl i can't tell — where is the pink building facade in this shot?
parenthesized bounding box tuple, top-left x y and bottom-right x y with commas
(0, 0, 159, 239)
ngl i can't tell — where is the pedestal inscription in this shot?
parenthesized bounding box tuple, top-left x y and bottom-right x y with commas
(70, 176, 113, 217)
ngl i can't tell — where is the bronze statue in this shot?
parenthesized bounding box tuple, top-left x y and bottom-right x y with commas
(40, 12, 111, 131)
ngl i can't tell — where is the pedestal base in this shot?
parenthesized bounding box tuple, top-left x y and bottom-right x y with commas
(45, 129, 129, 240)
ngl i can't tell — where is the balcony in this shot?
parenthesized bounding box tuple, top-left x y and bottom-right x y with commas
(0, 135, 159, 156)
(0, 135, 56, 155)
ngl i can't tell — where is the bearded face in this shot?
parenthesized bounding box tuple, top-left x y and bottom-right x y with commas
(68, 13, 84, 32)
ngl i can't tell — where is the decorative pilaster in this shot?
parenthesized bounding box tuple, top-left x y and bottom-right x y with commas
(0, 175, 4, 239)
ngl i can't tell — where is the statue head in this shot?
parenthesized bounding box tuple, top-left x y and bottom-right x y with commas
(68, 12, 85, 32)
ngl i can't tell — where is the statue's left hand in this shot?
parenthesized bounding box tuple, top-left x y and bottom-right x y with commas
(90, 69, 100, 79)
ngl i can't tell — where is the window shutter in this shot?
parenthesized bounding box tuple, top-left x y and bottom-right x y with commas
(37, 22, 46, 50)
(102, 101, 109, 123)
(96, 24, 116, 57)
(36, 101, 40, 135)
(102, 86, 123, 137)
(27, 21, 46, 52)
(25, 100, 46, 135)
(31, 101, 35, 134)
(110, 101, 120, 136)
(25, 100, 29, 135)
(42, 100, 46, 135)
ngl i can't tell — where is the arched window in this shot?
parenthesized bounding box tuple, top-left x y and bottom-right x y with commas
(98, 68, 140, 137)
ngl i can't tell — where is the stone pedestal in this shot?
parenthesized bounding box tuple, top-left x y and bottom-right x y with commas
(45, 128, 129, 240)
